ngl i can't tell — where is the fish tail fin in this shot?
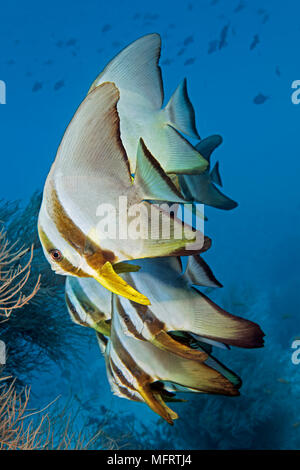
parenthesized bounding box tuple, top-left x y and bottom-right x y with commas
(164, 78, 200, 140)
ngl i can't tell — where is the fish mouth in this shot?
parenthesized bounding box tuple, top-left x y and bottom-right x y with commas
(52, 265, 67, 275)
(92, 261, 150, 305)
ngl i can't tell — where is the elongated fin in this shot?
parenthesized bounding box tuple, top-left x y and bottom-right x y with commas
(89, 34, 163, 110)
(53, 82, 132, 184)
(134, 139, 186, 203)
(95, 261, 150, 305)
(195, 135, 223, 163)
(165, 78, 199, 139)
(184, 254, 223, 288)
(190, 289, 265, 348)
(210, 161, 222, 186)
(138, 384, 178, 425)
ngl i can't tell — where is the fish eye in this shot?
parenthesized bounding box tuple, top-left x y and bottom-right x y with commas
(49, 249, 63, 262)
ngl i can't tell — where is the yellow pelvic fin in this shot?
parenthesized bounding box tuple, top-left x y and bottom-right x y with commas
(138, 385, 178, 425)
(94, 261, 150, 305)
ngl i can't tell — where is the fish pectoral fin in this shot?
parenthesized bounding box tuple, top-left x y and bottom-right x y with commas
(95, 262, 150, 305)
(138, 385, 178, 425)
(113, 262, 141, 274)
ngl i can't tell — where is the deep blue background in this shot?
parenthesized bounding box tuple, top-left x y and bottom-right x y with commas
(0, 0, 299, 449)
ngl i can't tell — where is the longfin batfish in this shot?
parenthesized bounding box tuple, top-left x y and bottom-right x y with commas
(106, 304, 241, 424)
(65, 276, 112, 336)
(38, 82, 210, 305)
(116, 256, 265, 350)
(64, 254, 264, 361)
(88, 33, 208, 175)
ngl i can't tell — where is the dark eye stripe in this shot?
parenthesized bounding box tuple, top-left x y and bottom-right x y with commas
(38, 224, 89, 277)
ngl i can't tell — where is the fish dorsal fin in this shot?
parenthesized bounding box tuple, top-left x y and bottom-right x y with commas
(195, 135, 223, 163)
(210, 161, 222, 186)
(134, 138, 187, 203)
(184, 255, 223, 288)
(165, 78, 200, 140)
(89, 34, 163, 110)
(53, 82, 132, 184)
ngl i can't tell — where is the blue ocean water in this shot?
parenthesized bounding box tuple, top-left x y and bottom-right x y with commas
(0, 0, 299, 449)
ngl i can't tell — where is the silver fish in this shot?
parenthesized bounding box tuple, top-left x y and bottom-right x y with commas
(38, 82, 210, 305)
